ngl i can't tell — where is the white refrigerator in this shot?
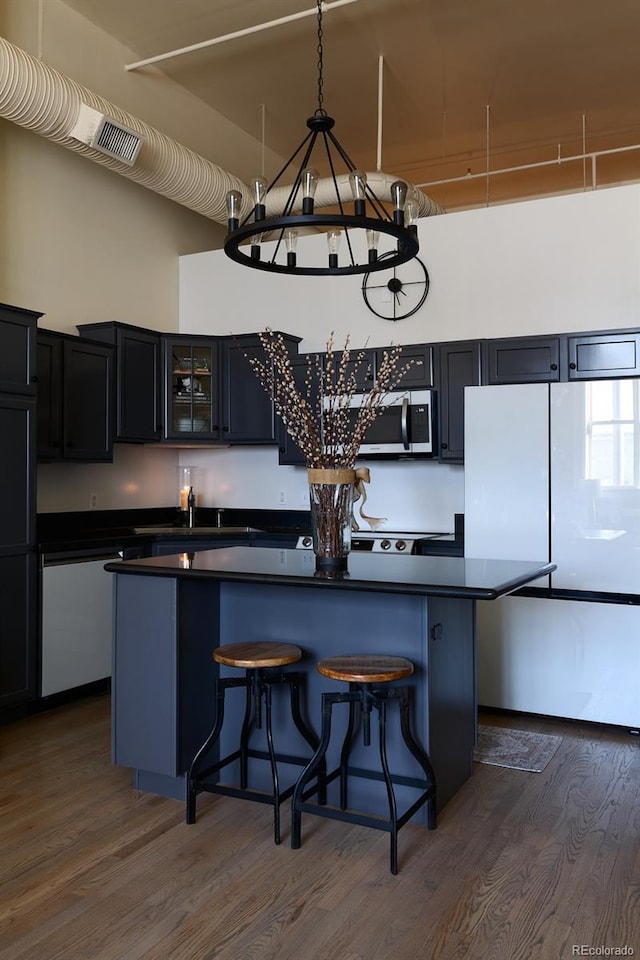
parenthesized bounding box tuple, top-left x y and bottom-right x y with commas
(464, 379, 640, 726)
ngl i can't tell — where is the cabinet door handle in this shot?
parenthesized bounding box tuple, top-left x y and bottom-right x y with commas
(223, 426, 229, 432)
(550, 363, 558, 371)
(569, 362, 577, 369)
(31, 376, 38, 383)
(441, 442, 448, 450)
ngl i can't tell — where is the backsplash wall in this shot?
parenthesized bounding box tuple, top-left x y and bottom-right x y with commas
(37, 439, 463, 532)
(178, 447, 464, 533)
(37, 444, 179, 513)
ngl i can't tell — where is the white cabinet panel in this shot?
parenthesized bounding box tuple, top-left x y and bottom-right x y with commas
(42, 559, 114, 696)
(477, 596, 640, 726)
(464, 383, 549, 564)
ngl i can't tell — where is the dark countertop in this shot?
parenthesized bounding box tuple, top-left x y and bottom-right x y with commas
(36, 508, 310, 552)
(105, 546, 555, 600)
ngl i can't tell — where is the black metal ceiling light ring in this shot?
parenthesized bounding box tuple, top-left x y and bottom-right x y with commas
(223, 0, 419, 275)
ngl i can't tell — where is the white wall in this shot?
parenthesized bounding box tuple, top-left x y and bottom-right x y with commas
(180, 184, 640, 351)
(176, 184, 640, 530)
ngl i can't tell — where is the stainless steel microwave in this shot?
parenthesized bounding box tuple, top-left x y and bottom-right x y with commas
(346, 388, 435, 458)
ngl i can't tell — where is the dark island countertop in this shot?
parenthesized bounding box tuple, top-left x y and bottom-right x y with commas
(105, 546, 555, 600)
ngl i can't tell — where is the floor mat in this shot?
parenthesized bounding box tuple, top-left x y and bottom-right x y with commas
(473, 725, 562, 772)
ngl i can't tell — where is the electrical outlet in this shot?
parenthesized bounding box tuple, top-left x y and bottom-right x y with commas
(278, 489, 287, 505)
(89, 492, 98, 509)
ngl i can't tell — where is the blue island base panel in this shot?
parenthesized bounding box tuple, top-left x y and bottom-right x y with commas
(134, 769, 187, 801)
(112, 566, 483, 817)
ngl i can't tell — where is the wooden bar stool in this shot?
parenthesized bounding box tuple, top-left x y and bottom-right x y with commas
(186, 641, 322, 844)
(291, 654, 437, 874)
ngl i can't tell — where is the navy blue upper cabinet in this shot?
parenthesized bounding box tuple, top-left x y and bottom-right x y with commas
(164, 337, 220, 441)
(437, 341, 482, 463)
(567, 331, 640, 379)
(485, 336, 563, 384)
(392, 344, 434, 388)
(322, 343, 433, 392)
(220, 335, 298, 443)
(78, 322, 162, 442)
(37, 330, 114, 462)
(0, 303, 41, 396)
(163, 332, 300, 445)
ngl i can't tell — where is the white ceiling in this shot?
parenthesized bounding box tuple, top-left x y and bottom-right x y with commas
(61, 0, 640, 210)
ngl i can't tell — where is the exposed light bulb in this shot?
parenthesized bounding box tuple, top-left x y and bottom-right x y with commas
(284, 228, 298, 267)
(301, 167, 319, 214)
(251, 176, 268, 220)
(349, 169, 367, 216)
(327, 229, 342, 268)
(225, 189, 243, 231)
(390, 180, 408, 226)
(366, 228, 380, 264)
(250, 233, 262, 261)
(405, 193, 420, 236)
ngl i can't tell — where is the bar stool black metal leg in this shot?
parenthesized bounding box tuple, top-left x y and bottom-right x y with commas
(291, 691, 336, 849)
(399, 691, 437, 828)
(186, 682, 228, 824)
(288, 673, 326, 804)
(262, 681, 283, 844)
(377, 698, 400, 875)
(239, 671, 256, 789)
(339, 689, 361, 810)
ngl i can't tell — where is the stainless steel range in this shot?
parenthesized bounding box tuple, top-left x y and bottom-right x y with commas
(295, 530, 451, 556)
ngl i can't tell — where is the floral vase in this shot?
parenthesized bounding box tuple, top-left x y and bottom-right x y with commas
(307, 468, 355, 570)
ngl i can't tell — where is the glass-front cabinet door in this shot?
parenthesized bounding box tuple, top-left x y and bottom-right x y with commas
(164, 338, 219, 440)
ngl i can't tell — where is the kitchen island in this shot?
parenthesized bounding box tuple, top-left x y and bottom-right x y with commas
(106, 547, 555, 817)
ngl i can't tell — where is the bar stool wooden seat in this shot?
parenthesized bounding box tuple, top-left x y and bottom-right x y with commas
(186, 641, 322, 844)
(291, 654, 437, 874)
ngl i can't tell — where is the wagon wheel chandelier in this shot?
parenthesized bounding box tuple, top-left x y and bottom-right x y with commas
(223, 0, 419, 276)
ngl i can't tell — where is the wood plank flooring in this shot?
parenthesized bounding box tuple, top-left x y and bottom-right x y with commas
(1, 694, 638, 960)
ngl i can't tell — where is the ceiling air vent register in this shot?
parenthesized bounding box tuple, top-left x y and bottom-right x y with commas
(69, 104, 144, 165)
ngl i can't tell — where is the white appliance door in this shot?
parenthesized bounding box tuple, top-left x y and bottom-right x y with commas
(464, 383, 550, 566)
(41, 556, 115, 697)
(550, 379, 640, 594)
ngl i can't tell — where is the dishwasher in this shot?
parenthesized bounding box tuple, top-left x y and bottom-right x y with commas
(40, 547, 122, 697)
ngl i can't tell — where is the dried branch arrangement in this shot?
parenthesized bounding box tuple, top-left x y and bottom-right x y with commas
(247, 330, 416, 467)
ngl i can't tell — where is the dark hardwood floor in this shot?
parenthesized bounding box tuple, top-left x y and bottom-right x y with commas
(1, 693, 638, 959)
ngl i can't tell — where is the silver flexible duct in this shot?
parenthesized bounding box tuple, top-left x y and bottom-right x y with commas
(0, 36, 443, 222)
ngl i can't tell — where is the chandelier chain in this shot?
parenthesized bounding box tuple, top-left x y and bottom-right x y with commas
(316, 0, 325, 115)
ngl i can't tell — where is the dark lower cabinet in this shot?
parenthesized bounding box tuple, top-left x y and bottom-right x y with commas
(0, 552, 37, 709)
(37, 330, 114, 461)
(151, 538, 247, 556)
(437, 341, 482, 462)
(0, 395, 36, 551)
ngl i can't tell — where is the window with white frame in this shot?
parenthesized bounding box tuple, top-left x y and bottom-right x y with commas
(585, 379, 639, 487)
